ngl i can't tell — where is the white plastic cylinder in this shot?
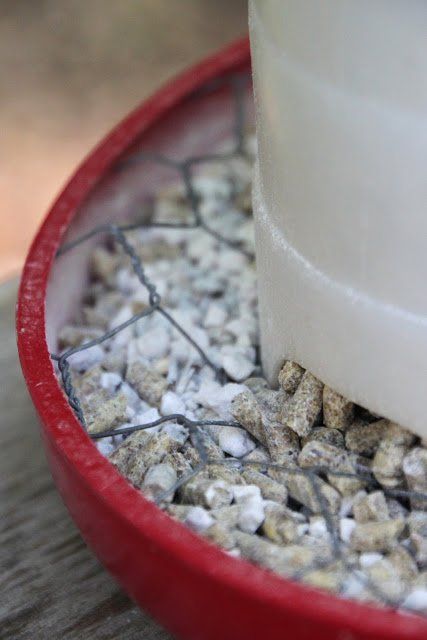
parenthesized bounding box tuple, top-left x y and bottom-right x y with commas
(249, 0, 427, 436)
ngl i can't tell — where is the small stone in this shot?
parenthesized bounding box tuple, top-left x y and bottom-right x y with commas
(126, 361, 168, 406)
(204, 303, 227, 328)
(365, 558, 408, 602)
(263, 422, 300, 466)
(68, 345, 105, 371)
(372, 439, 409, 489)
(272, 468, 341, 515)
(91, 246, 120, 281)
(221, 350, 255, 382)
(125, 431, 181, 488)
(184, 506, 215, 533)
(218, 426, 255, 458)
(345, 419, 388, 456)
(411, 533, 427, 568)
(262, 504, 301, 544)
(208, 462, 245, 485)
(340, 518, 356, 543)
(387, 546, 418, 583)
(179, 478, 233, 509)
(100, 371, 122, 394)
(242, 469, 288, 503)
(232, 484, 262, 503)
(403, 448, 427, 511)
(235, 531, 317, 577)
(283, 372, 323, 437)
(256, 389, 289, 425)
(244, 377, 269, 395)
(162, 451, 193, 478)
(195, 381, 247, 420)
(132, 407, 162, 434)
(237, 496, 265, 533)
(298, 440, 364, 496)
(161, 422, 188, 445)
(301, 427, 344, 449)
(86, 392, 128, 434)
(211, 505, 241, 528)
(161, 390, 186, 416)
(204, 522, 236, 550)
(309, 516, 329, 539)
(350, 519, 406, 552)
(231, 390, 267, 446)
(302, 563, 345, 593)
(136, 326, 170, 360)
(58, 325, 104, 349)
(242, 446, 271, 467)
(143, 463, 178, 502)
(323, 386, 354, 431)
(195, 431, 225, 461)
(108, 428, 152, 473)
(353, 491, 390, 524)
(407, 512, 427, 538)
(387, 498, 409, 520)
(402, 589, 427, 615)
(278, 361, 305, 394)
(359, 552, 384, 569)
(96, 438, 116, 457)
(73, 365, 103, 396)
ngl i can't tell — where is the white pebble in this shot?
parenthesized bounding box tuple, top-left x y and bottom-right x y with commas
(100, 372, 122, 394)
(109, 306, 134, 349)
(402, 589, 427, 614)
(359, 552, 384, 569)
(136, 326, 170, 359)
(68, 345, 104, 371)
(217, 250, 246, 272)
(310, 518, 329, 538)
(238, 497, 265, 533)
(185, 506, 215, 533)
(133, 407, 161, 433)
(221, 352, 255, 382)
(162, 423, 188, 445)
(204, 303, 228, 328)
(218, 426, 255, 458)
(96, 438, 116, 457)
(340, 518, 356, 544)
(297, 523, 309, 536)
(195, 381, 247, 420)
(341, 571, 368, 599)
(232, 484, 262, 503)
(161, 391, 186, 416)
(339, 495, 355, 518)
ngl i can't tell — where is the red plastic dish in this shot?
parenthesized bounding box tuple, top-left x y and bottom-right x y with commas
(17, 38, 427, 640)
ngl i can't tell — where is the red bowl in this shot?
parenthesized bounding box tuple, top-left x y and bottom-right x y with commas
(17, 38, 427, 640)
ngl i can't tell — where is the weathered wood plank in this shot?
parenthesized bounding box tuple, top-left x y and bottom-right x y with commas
(0, 280, 171, 639)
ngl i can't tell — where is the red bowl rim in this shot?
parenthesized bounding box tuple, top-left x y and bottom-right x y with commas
(16, 37, 427, 639)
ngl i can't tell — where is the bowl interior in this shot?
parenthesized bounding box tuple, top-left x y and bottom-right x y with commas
(45, 77, 254, 352)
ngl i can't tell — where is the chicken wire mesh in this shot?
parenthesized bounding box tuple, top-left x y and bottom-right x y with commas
(51, 73, 427, 616)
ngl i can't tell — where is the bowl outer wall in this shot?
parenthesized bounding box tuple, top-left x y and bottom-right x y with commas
(16, 37, 427, 640)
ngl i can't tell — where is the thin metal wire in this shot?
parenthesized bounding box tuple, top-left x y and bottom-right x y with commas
(51, 73, 427, 616)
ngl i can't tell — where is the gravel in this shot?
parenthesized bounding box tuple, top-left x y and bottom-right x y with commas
(57, 133, 427, 616)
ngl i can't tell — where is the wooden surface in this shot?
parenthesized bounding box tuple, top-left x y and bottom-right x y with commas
(0, 280, 172, 639)
(1, 0, 247, 279)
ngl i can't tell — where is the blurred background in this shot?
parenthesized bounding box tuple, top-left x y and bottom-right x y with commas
(0, 0, 247, 281)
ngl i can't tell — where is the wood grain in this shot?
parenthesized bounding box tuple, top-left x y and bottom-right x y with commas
(0, 281, 172, 639)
